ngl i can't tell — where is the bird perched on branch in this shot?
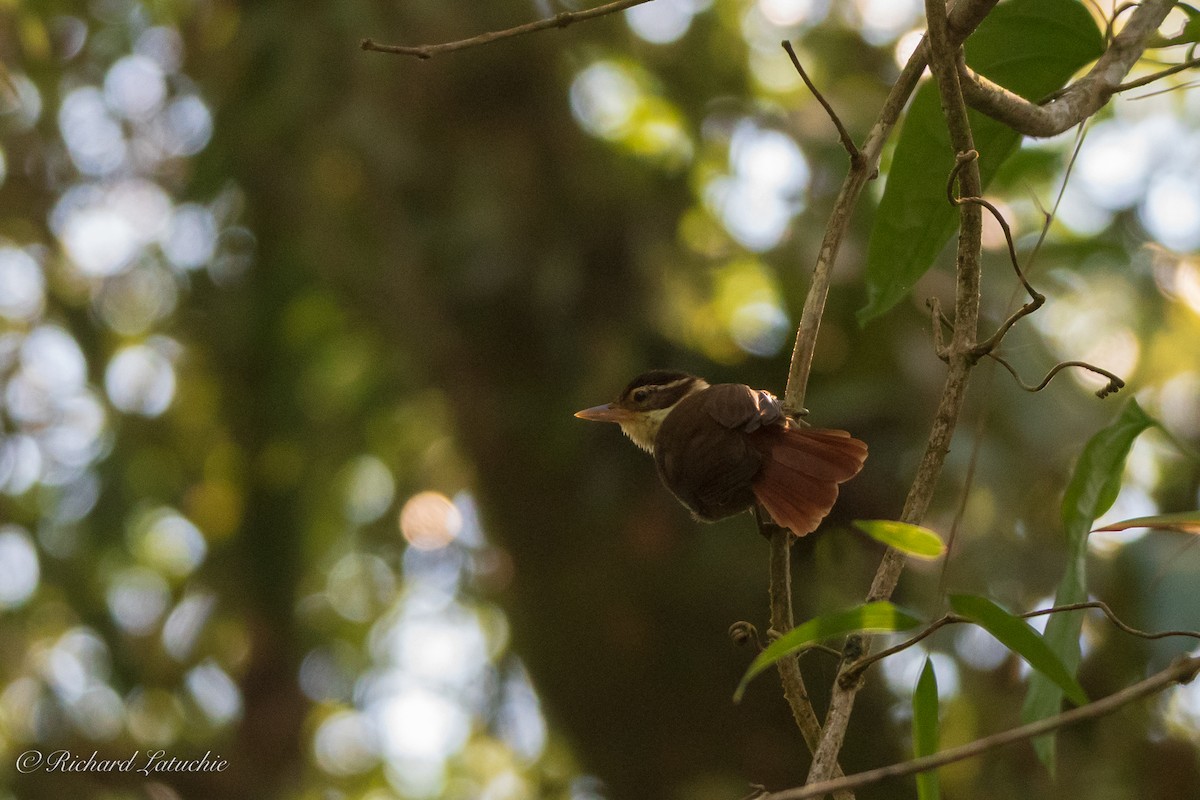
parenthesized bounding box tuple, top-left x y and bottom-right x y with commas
(575, 370, 867, 537)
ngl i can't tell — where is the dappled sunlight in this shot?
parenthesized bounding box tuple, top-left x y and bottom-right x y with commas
(0, 248, 45, 321)
(625, 0, 708, 44)
(848, 0, 924, 45)
(297, 491, 563, 795)
(569, 60, 693, 167)
(105, 340, 179, 417)
(879, 645, 961, 710)
(1058, 111, 1200, 251)
(757, 0, 827, 28)
(705, 119, 810, 252)
(400, 490, 462, 551)
(343, 455, 396, 525)
(0, 525, 39, 608)
(3, 0, 1200, 797)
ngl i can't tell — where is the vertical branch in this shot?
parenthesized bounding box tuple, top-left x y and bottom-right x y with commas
(804, 0, 985, 787)
(767, 526, 854, 799)
(781, 0, 998, 416)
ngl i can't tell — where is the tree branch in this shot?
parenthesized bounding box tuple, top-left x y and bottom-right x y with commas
(769, 0, 996, 775)
(763, 519, 853, 800)
(360, 0, 654, 59)
(762, 655, 1200, 800)
(803, 0, 986, 787)
(958, 0, 1180, 137)
(767, 0, 995, 783)
(781, 0, 999, 415)
(781, 41, 863, 168)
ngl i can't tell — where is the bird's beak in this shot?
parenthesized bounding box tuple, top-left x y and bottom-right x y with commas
(574, 403, 632, 423)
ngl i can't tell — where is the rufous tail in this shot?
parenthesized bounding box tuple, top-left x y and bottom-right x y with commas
(751, 427, 867, 536)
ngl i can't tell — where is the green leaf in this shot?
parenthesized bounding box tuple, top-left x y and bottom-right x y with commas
(1148, 3, 1200, 47)
(1022, 400, 1155, 769)
(949, 594, 1088, 707)
(733, 602, 922, 701)
(859, 0, 1104, 325)
(854, 519, 947, 559)
(913, 658, 941, 800)
(1093, 511, 1200, 535)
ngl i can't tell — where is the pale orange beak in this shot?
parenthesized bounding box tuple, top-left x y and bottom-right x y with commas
(574, 403, 633, 423)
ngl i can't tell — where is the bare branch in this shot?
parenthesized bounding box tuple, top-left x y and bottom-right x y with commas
(759, 514, 853, 799)
(958, 0, 1179, 137)
(842, 599, 1200, 683)
(1116, 55, 1200, 91)
(361, 0, 654, 59)
(1022, 600, 1200, 641)
(762, 655, 1200, 800)
(781, 41, 863, 168)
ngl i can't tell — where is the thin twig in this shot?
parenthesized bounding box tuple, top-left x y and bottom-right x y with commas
(1105, 2, 1141, 47)
(841, 617, 959, 684)
(1021, 600, 1200, 641)
(985, 353, 1125, 398)
(936, 361, 994, 599)
(841, 600, 1200, 683)
(738, 784, 770, 800)
(1128, 78, 1200, 100)
(770, 0, 996, 784)
(360, 0, 654, 59)
(781, 41, 863, 168)
(945, 151, 1047, 358)
(762, 655, 1200, 800)
(1115, 56, 1200, 92)
(946, 151, 1040, 303)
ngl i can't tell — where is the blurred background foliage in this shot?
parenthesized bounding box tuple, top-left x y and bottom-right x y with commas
(0, 0, 1199, 799)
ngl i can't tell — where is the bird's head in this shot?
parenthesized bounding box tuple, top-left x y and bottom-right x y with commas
(574, 370, 710, 453)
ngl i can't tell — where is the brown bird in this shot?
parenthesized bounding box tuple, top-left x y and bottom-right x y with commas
(575, 370, 867, 536)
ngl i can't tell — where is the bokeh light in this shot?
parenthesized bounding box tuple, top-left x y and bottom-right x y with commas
(705, 120, 809, 251)
(758, 0, 827, 28)
(0, 525, 40, 608)
(2, 3, 1199, 799)
(107, 567, 171, 635)
(0, 248, 46, 322)
(105, 340, 178, 417)
(626, 0, 703, 44)
(400, 491, 463, 550)
(569, 60, 693, 167)
(186, 660, 243, 726)
(344, 455, 396, 524)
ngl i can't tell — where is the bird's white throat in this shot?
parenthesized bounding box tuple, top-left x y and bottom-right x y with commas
(618, 407, 673, 453)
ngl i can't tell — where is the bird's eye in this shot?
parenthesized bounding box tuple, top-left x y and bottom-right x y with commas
(632, 388, 650, 403)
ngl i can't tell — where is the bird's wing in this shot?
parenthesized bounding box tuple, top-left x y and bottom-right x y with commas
(701, 383, 785, 432)
(655, 388, 766, 520)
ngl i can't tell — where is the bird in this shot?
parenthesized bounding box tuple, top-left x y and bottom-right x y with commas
(575, 370, 867, 536)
